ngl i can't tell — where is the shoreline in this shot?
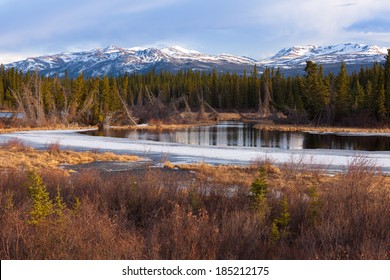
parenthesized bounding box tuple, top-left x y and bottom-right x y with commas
(2, 111, 390, 134)
(253, 123, 390, 134)
(2, 128, 390, 174)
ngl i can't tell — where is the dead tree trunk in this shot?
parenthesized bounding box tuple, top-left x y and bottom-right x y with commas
(258, 79, 271, 117)
(117, 89, 138, 126)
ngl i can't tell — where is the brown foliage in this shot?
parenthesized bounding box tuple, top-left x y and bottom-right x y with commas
(0, 158, 389, 260)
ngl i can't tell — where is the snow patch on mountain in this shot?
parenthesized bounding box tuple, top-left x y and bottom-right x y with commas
(4, 43, 389, 77)
(6, 45, 258, 77)
(260, 43, 388, 68)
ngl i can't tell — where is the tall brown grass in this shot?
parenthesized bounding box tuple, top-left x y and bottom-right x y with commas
(0, 140, 139, 170)
(0, 158, 389, 260)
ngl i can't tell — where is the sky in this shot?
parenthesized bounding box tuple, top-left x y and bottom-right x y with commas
(0, 0, 390, 64)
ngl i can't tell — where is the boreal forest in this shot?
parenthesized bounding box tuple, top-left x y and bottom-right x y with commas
(1, 49, 390, 127)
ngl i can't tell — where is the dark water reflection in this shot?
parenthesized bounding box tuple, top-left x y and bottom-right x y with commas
(81, 122, 390, 151)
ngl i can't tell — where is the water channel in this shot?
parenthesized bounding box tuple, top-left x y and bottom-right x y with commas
(82, 121, 390, 152)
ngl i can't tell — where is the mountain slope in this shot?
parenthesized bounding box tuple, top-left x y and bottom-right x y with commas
(259, 43, 388, 73)
(5, 43, 389, 77)
(5, 46, 257, 78)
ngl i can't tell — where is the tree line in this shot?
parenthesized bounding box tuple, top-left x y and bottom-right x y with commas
(0, 49, 389, 127)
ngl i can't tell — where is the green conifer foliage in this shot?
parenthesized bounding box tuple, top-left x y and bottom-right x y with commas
(25, 171, 53, 225)
(377, 84, 387, 121)
(335, 62, 350, 119)
(384, 49, 390, 118)
(250, 167, 269, 221)
(303, 61, 329, 121)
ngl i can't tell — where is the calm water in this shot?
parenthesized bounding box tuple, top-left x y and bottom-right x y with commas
(82, 122, 390, 151)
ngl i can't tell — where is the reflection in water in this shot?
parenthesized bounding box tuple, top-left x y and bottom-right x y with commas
(82, 121, 390, 151)
(83, 122, 305, 149)
(169, 123, 306, 149)
(303, 133, 390, 151)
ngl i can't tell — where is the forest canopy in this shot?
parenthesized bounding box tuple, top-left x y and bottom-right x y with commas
(0, 49, 389, 127)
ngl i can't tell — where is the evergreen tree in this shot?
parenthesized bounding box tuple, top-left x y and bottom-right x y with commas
(109, 78, 121, 111)
(303, 61, 329, 122)
(100, 76, 110, 113)
(41, 78, 55, 115)
(0, 76, 4, 107)
(352, 79, 365, 111)
(384, 49, 390, 118)
(335, 62, 350, 120)
(25, 171, 53, 225)
(285, 77, 295, 109)
(239, 70, 248, 109)
(249, 65, 260, 108)
(377, 84, 387, 121)
(272, 67, 284, 107)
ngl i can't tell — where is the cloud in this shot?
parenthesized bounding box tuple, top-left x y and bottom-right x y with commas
(0, 0, 185, 53)
(336, 3, 357, 7)
(247, 0, 390, 48)
(0, 50, 41, 64)
(347, 18, 390, 33)
(0, 0, 390, 63)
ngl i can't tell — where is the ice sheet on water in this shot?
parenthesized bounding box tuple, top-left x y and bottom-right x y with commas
(1, 129, 390, 172)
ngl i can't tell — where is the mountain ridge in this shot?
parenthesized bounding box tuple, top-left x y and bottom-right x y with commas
(4, 43, 389, 78)
(262, 43, 388, 68)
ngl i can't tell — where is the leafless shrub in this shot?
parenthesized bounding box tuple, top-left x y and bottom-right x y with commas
(46, 141, 61, 154)
(2, 138, 29, 151)
(0, 161, 389, 260)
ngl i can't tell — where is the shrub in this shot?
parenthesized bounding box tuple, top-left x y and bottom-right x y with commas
(46, 141, 61, 153)
(25, 171, 53, 225)
(0, 159, 389, 260)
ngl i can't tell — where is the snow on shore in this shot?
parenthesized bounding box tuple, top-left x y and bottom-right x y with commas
(1, 129, 390, 172)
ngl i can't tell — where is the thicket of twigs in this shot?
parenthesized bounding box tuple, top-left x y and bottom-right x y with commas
(0, 158, 389, 260)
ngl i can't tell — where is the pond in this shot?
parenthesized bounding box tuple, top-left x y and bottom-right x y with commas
(81, 121, 390, 152)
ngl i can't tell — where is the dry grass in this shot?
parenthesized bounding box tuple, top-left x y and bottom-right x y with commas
(109, 113, 241, 131)
(0, 140, 139, 170)
(0, 124, 96, 134)
(110, 122, 216, 131)
(169, 160, 283, 188)
(254, 123, 390, 133)
(172, 162, 259, 187)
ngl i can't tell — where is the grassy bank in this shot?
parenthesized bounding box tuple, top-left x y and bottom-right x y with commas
(0, 140, 139, 171)
(0, 157, 389, 260)
(253, 123, 390, 133)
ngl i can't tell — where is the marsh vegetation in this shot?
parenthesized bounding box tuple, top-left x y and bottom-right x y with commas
(1, 144, 389, 259)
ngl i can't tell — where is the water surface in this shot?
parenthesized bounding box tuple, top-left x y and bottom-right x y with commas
(82, 121, 390, 151)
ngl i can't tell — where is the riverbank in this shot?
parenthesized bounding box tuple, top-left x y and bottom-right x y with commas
(0, 124, 96, 134)
(3, 113, 390, 135)
(253, 122, 390, 134)
(0, 139, 140, 171)
(2, 128, 390, 173)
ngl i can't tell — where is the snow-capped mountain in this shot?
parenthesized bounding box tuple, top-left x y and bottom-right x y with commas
(4, 43, 389, 77)
(5, 46, 257, 78)
(259, 43, 388, 69)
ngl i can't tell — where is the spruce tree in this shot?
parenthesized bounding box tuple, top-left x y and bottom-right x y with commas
(377, 84, 387, 121)
(100, 76, 110, 113)
(0, 76, 4, 107)
(303, 61, 329, 122)
(334, 62, 350, 121)
(384, 49, 390, 118)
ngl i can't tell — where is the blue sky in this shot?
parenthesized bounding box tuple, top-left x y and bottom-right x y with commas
(0, 0, 389, 63)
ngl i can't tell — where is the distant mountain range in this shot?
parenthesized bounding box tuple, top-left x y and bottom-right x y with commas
(262, 43, 388, 75)
(4, 43, 389, 78)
